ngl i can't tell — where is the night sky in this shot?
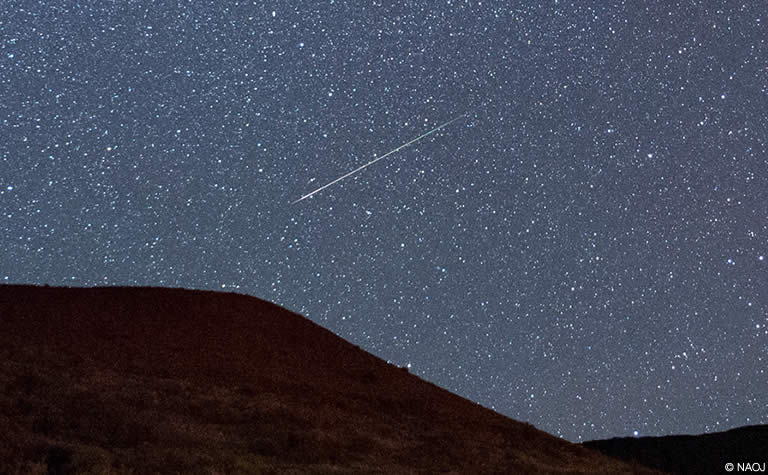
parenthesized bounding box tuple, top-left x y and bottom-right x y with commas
(2, 1, 766, 442)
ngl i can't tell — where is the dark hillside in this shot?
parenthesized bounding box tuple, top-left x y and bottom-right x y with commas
(584, 425, 768, 475)
(0, 284, 658, 473)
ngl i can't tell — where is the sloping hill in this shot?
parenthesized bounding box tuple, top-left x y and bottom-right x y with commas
(584, 425, 768, 475)
(0, 284, 658, 473)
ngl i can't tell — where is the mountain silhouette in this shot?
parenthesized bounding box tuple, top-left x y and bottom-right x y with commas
(584, 425, 768, 475)
(0, 284, 659, 473)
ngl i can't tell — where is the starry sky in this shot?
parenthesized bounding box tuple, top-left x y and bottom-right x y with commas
(1, 1, 766, 442)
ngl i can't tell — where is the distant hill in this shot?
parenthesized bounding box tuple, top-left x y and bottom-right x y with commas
(0, 284, 658, 474)
(584, 425, 768, 475)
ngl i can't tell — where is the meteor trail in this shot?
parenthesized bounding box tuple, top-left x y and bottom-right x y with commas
(292, 113, 468, 204)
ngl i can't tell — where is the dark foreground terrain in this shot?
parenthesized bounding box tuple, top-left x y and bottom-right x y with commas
(0, 284, 657, 474)
(584, 424, 768, 475)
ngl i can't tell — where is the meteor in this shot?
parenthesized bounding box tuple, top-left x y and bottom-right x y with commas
(292, 113, 467, 204)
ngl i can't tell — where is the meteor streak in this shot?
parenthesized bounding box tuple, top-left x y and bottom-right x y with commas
(292, 113, 467, 204)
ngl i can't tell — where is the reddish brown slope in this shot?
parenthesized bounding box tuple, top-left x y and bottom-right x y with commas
(0, 285, 658, 473)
